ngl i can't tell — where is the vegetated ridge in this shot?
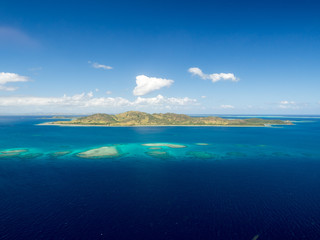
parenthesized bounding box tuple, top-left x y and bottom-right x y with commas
(46, 111, 293, 126)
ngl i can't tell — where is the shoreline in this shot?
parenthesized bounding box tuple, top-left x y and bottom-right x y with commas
(37, 122, 288, 128)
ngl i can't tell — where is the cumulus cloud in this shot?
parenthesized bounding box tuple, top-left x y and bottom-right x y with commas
(106, 91, 112, 95)
(0, 72, 29, 91)
(201, 96, 206, 99)
(89, 61, 113, 70)
(278, 100, 298, 109)
(133, 75, 174, 96)
(280, 100, 295, 105)
(188, 67, 239, 83)
(277, 100, 311, 110)
(134, 95, 196, 106)
(0, 92, 197, 113)
(220, 104, 235, 109)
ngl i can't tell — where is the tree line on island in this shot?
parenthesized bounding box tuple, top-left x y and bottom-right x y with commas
(44, 111, 293, 127)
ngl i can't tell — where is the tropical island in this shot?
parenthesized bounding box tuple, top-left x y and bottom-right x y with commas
(40, 111, 293, 127)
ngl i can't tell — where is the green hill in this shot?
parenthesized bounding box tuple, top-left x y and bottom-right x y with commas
(46, 111, 293, 127)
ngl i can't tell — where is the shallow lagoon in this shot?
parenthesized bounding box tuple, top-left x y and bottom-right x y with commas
(1, 140, 318, 162)
(0, 116, 320, 239)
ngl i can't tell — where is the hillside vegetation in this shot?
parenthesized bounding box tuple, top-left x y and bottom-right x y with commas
(48, 111, 293, 126)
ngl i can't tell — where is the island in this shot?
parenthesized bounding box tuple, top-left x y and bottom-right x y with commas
(39, 111, 293, 127)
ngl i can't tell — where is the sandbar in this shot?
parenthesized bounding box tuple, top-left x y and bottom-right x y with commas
(50, 151, 71, 157)
(0, 149, 28, 158)
(142, 143, 186, 148)
(77, 146, 119, 158)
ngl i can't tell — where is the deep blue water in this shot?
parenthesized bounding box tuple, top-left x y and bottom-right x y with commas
(0, 116, 320, 239)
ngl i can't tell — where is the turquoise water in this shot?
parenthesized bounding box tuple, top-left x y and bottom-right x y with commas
(0, 116, 320, 239)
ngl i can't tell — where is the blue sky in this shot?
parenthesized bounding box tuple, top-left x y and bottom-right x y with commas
(0, 0, 319, 114)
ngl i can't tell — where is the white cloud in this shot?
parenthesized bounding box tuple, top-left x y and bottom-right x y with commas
(133, 75, 174, 96)
(201, 96, 206, 99)
(87, 91, 94, 98)
(220, 104, 235, 109)
(0, 92, 197, 113)
(278, 100, 298, 109)
(106, 91, 112, 95)
(280, 100, 295, 105)
(277, 100, 310, 110)
(89, 61, 113, 70)
(0, 85, 16, 91)
(134, 95, 197, 106)
(0, 72, 29, 91)
(188, 67, 239, 83)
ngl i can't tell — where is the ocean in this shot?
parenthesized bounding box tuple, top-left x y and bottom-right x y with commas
(0, 116, 320, 239)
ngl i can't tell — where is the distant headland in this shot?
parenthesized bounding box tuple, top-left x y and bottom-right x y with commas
(39, 111, 293, 127)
